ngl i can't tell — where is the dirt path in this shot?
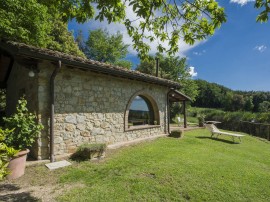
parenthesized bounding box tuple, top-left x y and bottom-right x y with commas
(0, 164, 82, 202)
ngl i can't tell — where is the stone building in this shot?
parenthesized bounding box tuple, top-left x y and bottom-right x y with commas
(0, 41, 190, 161)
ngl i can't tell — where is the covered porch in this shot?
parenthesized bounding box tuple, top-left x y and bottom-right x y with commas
(168, 89, 192, 132)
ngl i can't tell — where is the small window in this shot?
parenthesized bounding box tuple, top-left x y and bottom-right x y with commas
(128, 95, 155, 127)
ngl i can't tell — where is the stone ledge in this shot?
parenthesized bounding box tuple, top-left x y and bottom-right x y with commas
(125, 125, 161, 132)
(108, 133, 167, 149)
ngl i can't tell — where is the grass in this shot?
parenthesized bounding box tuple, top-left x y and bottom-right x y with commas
(56, 129, 270, 201)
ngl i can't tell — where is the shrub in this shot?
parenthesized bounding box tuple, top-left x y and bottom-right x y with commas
(197, 113, 205, 127)
(0, 128, 18, 180)
(168, 130, 183, 138)
(3, 97, 44, 150)
(71, 143, 106, 161)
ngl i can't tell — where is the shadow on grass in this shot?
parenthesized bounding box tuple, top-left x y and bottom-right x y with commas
(0, 184, 20, 192)
(196, 136, 239, 144)
(0, 183, 39, 202)
(0, 192, 39, 202)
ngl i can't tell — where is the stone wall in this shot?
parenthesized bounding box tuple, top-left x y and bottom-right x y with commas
(37, 61, 169, 159)
(6, 62, 38, 115)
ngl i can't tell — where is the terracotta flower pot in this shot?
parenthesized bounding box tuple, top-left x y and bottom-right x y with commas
(7, 149, 29, 180)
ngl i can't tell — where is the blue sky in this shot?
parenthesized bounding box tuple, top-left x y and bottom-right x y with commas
(69, 0, 270, 91)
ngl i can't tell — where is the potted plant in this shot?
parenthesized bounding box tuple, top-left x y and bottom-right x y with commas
(3, 97, 43, 179)
(0, 128, 18, 181)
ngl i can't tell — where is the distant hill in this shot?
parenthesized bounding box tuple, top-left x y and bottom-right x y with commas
(192, 79, 270, 112)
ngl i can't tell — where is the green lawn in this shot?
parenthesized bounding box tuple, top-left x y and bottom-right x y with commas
(58, 129, 270, 201)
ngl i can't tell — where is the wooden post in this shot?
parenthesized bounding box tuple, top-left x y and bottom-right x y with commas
(183, 100, 187, 128)
(167, 92, 170, 134)
(267, 126, 270, 141)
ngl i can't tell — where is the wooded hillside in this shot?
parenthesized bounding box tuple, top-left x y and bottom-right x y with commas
(193, 79, 270, 112)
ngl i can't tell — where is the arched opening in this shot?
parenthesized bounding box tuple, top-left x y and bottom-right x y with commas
(125, 93, 160, 130)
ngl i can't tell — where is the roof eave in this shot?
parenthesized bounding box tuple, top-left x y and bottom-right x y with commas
(0, 41, 181, 89)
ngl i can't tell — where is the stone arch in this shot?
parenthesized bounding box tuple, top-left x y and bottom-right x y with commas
(124, 90, 160, 131)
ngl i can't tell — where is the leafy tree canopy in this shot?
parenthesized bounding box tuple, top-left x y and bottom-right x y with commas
(0, 0, 85, 57)
(255, 0, 270, 22)
(85, 29, 129, 63)
(2, 0, 269, 58)
(1, 0, 227, 59)
(136, 54, 198, 100)
(77, 29, 132, 69)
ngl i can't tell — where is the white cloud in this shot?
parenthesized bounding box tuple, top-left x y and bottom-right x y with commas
(193, 50, 206, 56)
(189, 66, 198, 77)
(254, 45, 267, 52)
(230, 0, 255, 6)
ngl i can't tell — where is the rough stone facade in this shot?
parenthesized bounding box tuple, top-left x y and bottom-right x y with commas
(38, 62, 168, 159)
(33, 61, 169, 160)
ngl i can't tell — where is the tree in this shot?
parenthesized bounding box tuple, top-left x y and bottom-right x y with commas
(79, 29, 132, 69)
(1, 0, 226, 59)
(0, 0, 85, 57)
(231, 94, 245, 111)
(193, 79, 231, 108)
(258, 101, 270, 112)
(0, 0, 52, 47)
(136, 54, 198, 101)
(244, 96, 254, 111)
(47, 18, 85, 58)
(85, 29, 129, 63)
(253, 92, 267, 112)
(114, 60, 133, 69)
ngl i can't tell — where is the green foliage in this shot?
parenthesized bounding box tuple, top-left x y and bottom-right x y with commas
(136, 54, 198, 101)
(231, 94, 245, 111)
(78, 29, 131, 68)
(255, 0, 270, 22)
(0, 0, 85, 57)
(3, 97, 44, 150)
(47, 18, 85, 58)
(71, 143, 106, 161)
(0, 128, 18, 181)
(193, 79, 270, 113)
(122, 0, 226, 58)
(114, 60, 133, 70)
(258, 101, 270, 112)
(39, 0, 96, 23)
(2, 0, 226, 59)
(244, 96, 254, 111)
(77, 143, 106, 152)
(197, 113, 206, 127)
(193, 79, 232, 109)
(0, 0, 52, 47)
(195, 107, 270, 139)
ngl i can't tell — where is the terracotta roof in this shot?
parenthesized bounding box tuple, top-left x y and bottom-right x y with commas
(0, 40, 181, 89)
